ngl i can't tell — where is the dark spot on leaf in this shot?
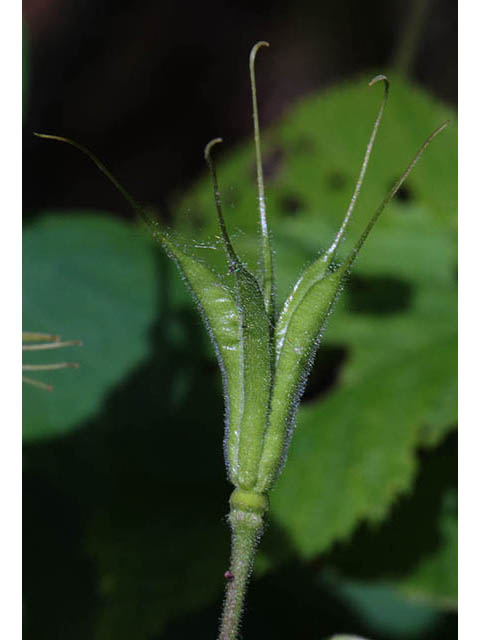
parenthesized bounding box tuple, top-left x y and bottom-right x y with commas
(345, 275, 413, 315)
(280, 194, 305, 216)
(392, 182, 413, 205)
(326, 171, 347, 191)
(251, 147, 284, 184)
(291, 136, 315, 154)
(302, 345, 348, 403)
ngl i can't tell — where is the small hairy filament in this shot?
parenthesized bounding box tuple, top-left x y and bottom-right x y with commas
(204, 138, 239, 268)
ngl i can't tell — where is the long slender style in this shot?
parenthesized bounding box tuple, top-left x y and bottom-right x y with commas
(33, 133, 142, 214)
(204, 138, 239, 268)
(343, 120, 449, 271)
(323, 75, 389, 262)
(250, 41, 275, 322)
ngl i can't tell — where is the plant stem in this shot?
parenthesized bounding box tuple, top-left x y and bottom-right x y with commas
(392, 0, 431, 76)
(218, 491, 267, 640)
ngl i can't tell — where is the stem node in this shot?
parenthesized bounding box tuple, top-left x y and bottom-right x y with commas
(219, 491, 267, 640)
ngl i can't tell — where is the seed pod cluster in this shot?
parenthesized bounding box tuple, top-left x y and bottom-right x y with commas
(34, 45, 448, 521)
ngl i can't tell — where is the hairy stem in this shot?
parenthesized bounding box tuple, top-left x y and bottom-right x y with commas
(219, 490, 267, 640)
(219, 525, 260, 639)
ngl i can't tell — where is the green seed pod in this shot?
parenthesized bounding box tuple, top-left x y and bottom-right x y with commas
(229, 263, 272, 489)
(204, 139, 272, 490)
(158, 234, 244, 484)
(256, 266, 344, 493)
(255, 74, 390, 492)
(255, 109, 449, 493)
(32, 133, 274, 490)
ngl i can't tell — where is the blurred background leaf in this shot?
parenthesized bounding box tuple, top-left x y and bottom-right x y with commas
(23, 214, 160, 441)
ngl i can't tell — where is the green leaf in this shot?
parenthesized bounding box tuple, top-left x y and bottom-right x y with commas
(312, 431, 457, 617)
(270, 334, 456, 557)
(23, 213, 160, 441)
(323, 575, 443, 638)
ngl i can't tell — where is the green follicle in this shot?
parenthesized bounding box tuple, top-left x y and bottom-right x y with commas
(204, 136, 273, 492)
(253, 75, 392, 492)
(254, 87, 448, 494)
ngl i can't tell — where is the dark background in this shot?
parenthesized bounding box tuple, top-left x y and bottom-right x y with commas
(23, 1, 457, 638)
(23, 0, 457, 222)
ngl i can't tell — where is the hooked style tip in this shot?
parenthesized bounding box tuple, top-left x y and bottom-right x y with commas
(368, 74, 390, 96)
(204, 137, 223, 162)
(34, 132, 65, 142)
(368, 74, 388, 86)
(249, 41, 270, 66)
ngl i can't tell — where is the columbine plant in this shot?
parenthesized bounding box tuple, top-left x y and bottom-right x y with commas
(36, 41, 448, 640)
